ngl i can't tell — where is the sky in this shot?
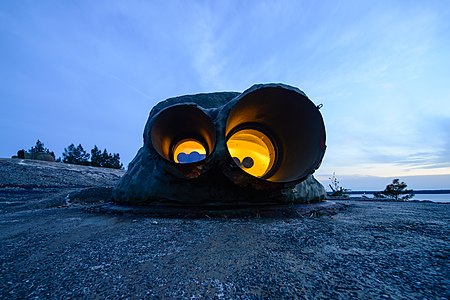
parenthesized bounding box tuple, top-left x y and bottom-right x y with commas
(1, 0, 449, 191)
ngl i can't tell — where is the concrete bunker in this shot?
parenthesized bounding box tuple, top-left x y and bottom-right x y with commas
(112, 83, 327, 206)
(223, 86, 326, 184)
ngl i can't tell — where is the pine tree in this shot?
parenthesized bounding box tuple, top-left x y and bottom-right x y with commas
(61, 143, 123, 169)
(29, 139, 55, 159)
(375, 179, 414, 201)
(89, 146, 123, 169)
(62, 144, 90, 165)
(90, 145, 102, 167)
(109, 153, 123, 169)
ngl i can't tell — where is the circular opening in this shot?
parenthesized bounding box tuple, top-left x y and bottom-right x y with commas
(150, 105, 216, 164)
(225, 86, 326, 183)
(173, 139, 207, 164)
(227, 128, 276, 178)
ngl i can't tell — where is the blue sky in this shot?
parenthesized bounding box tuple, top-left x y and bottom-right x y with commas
(1, 1, 449, 190)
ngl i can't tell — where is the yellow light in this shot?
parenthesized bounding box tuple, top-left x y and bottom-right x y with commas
(226, 129, 276, 178)
(173, 139, 207, 163)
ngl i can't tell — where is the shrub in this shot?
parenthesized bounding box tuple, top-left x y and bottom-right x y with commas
(375, 179, 414, 201)
(328, 172, 350, 198)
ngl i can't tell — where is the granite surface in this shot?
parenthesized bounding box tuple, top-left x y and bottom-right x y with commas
(1, 158, 449, 299)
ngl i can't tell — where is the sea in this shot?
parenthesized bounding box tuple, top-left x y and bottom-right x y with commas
(350, 193, 450, 203)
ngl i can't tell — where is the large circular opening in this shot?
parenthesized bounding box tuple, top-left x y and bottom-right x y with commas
(226, 128, 276, 178)
(150, 105, 216, 164)
(225, 86, 326, 183)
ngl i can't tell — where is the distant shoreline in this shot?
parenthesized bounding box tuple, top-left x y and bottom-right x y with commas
(327, 190, 450, 204)
(342, 190, 450, 195)
(328, 196, 450, 204)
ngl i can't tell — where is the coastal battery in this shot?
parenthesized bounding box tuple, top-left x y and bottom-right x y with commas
(113, 83, 327, 205)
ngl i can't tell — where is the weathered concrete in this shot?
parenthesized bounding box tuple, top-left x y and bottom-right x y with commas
(113, 83, 327, 205)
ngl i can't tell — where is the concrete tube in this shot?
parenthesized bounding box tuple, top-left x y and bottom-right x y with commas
(150, 105, 216, 164)
(224, 85, 326, 183)
(113, 85, 327, 205)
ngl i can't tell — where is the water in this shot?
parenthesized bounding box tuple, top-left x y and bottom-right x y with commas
(350, 193, 450, 203)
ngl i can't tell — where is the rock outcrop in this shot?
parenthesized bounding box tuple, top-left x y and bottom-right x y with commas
(13, 150, 55, 162)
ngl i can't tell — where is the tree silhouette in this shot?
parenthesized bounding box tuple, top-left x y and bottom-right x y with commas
(100, 148, 123, 169)
(62, 144, 90, 165)
(28, 139, 55, 159)
(374, 179, 414, 201)
(328, 172, 350, 197)
(90, 145, 123, 169)
(61, 143, 123, 169)
(90, 145, 102, 167)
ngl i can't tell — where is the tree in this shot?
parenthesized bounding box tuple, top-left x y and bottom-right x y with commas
(375, 179, 414, 201)
(90, 145, 102, 167)
(29, 139, 55, 159)
(61, 143, 123, 169)
(62, 144, 90, 165)
(90, 145, 123, 169)
(329, 172, 350, 198)
(100, 148, 123, 169)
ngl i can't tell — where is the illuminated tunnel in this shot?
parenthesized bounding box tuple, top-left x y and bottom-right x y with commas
(223, 86, 326, 184)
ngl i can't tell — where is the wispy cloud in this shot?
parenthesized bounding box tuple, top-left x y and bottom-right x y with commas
(1, 0, 449, 186)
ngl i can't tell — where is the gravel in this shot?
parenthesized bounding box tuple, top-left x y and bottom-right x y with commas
(0, 158, 449, 299)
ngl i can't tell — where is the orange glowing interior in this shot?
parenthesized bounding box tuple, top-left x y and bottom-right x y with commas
(226, 129, 276, 177)
(173, 139, 207, 163)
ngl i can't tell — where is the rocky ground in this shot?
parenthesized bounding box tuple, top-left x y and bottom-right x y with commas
(0, 158, 449, 299)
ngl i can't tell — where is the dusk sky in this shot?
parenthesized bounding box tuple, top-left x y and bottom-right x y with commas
(1, 1, 449, 190)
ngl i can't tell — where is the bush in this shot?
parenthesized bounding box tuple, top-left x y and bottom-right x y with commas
(328, 172, 350, 198)
(374, 179, 414, 201)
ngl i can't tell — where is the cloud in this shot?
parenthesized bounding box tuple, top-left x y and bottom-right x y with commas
(1, 0, 450, 180)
